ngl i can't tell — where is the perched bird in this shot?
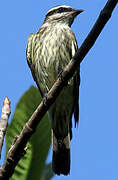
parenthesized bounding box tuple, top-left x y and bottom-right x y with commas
(26, 5, 83, 175)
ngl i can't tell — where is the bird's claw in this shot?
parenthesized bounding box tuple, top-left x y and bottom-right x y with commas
(43, 93, 48, 106)
(58, 70, 63, 81)
(58, 70, 68, 86)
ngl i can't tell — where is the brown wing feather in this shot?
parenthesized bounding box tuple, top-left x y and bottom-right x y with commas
(71, 32, 80, 127)
(26, 33, 43, 97)
(68, 31, 80, 138)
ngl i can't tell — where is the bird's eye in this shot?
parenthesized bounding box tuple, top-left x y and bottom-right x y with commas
(57, 7, 72, 13)
(56, 8, 64, 13)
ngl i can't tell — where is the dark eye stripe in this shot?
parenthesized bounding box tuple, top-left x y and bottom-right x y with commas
(46, 7, 73, 17)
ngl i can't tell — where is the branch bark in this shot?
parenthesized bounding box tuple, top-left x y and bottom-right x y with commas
(0, 97, 11, 159)
(0, 0, 117, 179)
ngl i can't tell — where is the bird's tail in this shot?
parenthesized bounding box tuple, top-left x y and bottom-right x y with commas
(52, 130, 70, 175)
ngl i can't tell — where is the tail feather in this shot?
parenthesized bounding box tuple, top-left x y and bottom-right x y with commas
(52, 130, 70, 175)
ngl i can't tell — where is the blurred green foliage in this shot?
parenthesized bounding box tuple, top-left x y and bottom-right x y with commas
(6, 86, 54, 180)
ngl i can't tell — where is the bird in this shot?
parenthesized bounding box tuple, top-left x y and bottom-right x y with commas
(26, 5, 83, 175)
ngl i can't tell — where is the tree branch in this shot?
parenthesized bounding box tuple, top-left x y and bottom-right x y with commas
(0, 0, 117, 179)
(0, 97, 11, 159)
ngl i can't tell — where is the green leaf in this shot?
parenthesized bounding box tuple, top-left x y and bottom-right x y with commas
(40, 163, 54, 180)
(6, 86, 51, 180)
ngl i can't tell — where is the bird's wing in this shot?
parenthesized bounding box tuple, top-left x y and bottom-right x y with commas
(71, 36, 80, 128)
(73, 66, 80, 127)
(26, 33, 43, 97)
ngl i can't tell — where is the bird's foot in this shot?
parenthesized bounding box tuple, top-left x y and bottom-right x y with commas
(58, 69, 63, 81)
(58, 70, 68, 86)
(43, 93, 48, 106)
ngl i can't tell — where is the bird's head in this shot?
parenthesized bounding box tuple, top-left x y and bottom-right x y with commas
(44, 5, 83, 26)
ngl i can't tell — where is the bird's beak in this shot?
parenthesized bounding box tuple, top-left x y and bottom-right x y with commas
(72, 9, 84, 17)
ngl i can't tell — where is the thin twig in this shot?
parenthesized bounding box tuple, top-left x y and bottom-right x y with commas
(0, 0, 117, 179)
(0, 97, 11, 159)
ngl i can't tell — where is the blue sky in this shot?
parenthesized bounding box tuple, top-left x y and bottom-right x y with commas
(0, 0, 118, 179)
